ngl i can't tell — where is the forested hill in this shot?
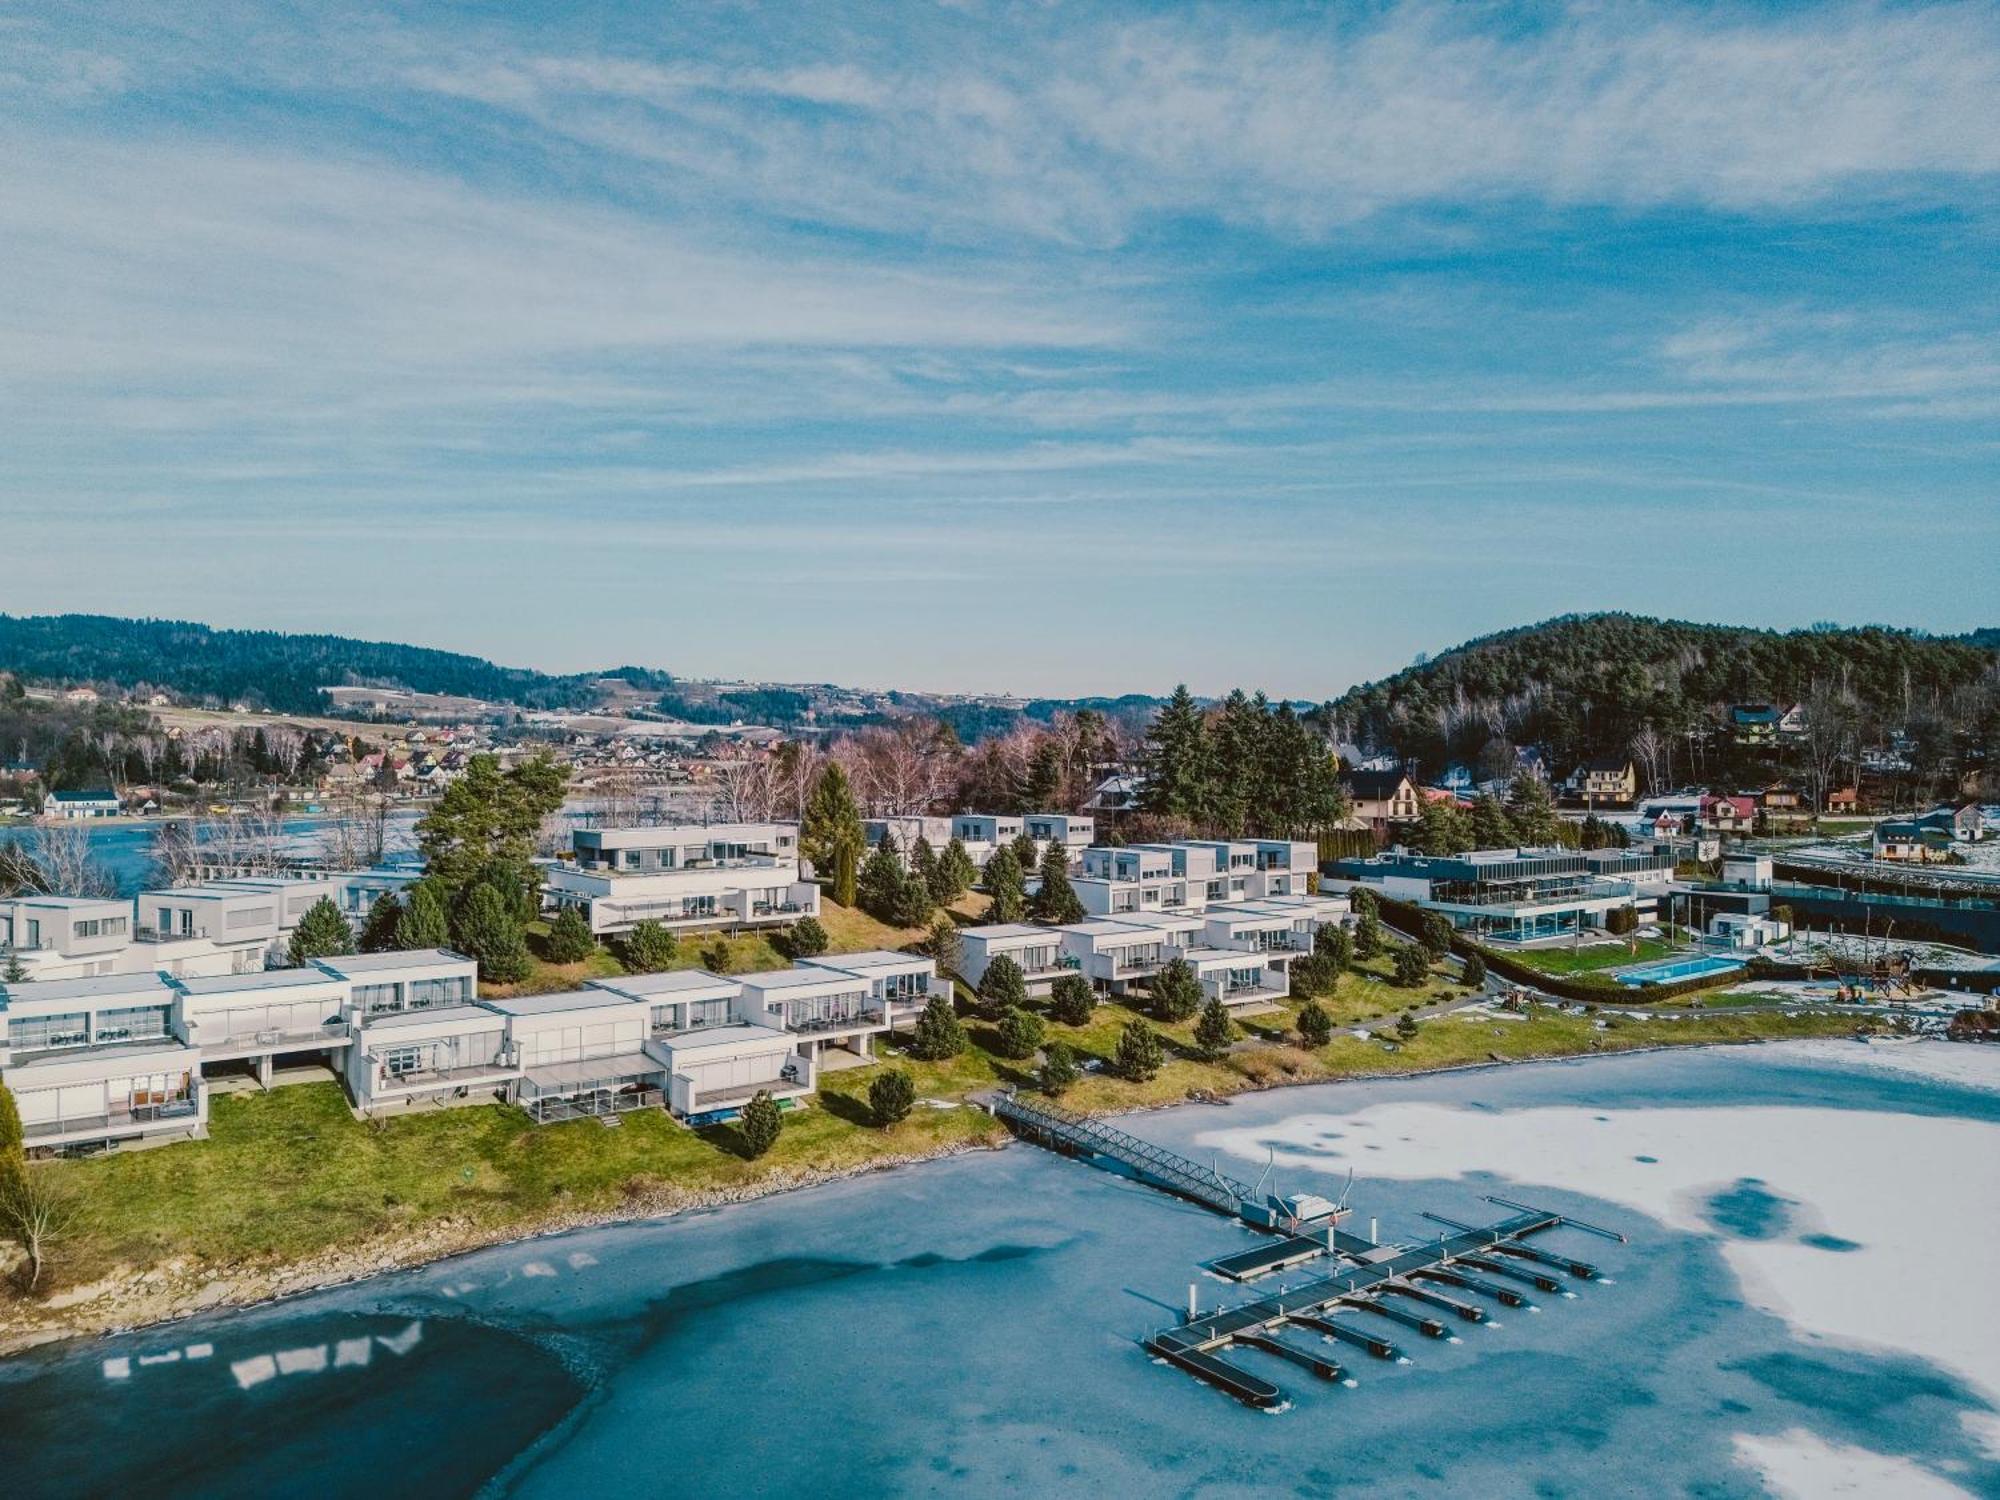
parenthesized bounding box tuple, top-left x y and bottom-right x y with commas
(1317, 614, 1999, 772)
(0, 615, 667, 714)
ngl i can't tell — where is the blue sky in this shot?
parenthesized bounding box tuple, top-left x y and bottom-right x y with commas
(3, 1, 1997, 698)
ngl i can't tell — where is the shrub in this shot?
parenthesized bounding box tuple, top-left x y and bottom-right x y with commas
(977, 954, 1028, 1019)
(701, 939, 733, 974)
(1038, 1041, 1080, 1096)
(1114, 1021, 1165, 1082)
(619, 919, 678, 973)
(869, 1069, 917, 1126)
(1350, 887, 1379, 919)
(1461, 952, 1488, 989)
(1192, 998, 1234, 1061)
(1420, 912, 1453, 959)
(544, 905, 596, 964)
(739, 1091, 782, 1157)
(1291, 951, 1338, 998)
(995, 1005, 1047, 1061)
(1048, 973, 1095, 1026)
(926, 914, 964, 978)
(1396, 1013, 1419, 1039)
(453, 884, 529, 983)
(786, 915, 829, 958)
(1354, 912, 1384, 960)
(1150, 957, 1202, 1023)
(1315, 925, 1354, 971)
(1296, 999, 1333, 1049)
(908, 995, 967, 1061)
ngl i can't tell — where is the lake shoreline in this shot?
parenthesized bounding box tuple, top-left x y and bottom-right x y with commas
(0, 1030, 1822, 1359)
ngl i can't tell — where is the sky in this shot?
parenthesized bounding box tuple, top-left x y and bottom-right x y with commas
(2, 1, 1997, 700)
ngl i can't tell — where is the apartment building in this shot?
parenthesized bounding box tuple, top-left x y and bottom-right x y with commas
(543, 822, 819, 937)
(169, 966, 352, 1086)
(958, 922, 1079, 995)
(1325, 845, 1674, 944)
(736, 966, 890, 1063)
(586, 969, 815, 1121)
(0, 973, 206, 1153)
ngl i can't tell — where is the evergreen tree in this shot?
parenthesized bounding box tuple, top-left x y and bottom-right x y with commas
(1393, 944, 1430, 987)
(1410, 796, 1471, 856)
(1192, 997, 1234, 1061)
(892, 868, 935, 929)
(1008, 830, 1039, 874)
(395, 882, 451, 949)
(1149, 956, 1202, 1023)
(938, 837, 978, 903)
(926, 914, 963, 979)
(787, 915, 829, 958)
(544, 905, 596, 964)
(1353, 911, 1384, 960)
(1349, 886, 1379, 919)
(977, 954, 1028, 1019)
(619, 918, 678, 972)
(1296, 999, 1333, 1049)
(2, 952, 26, 985)
(995, 1005, 1046, 1060)
(1420, 911, 1453, 959)
(1290, 951, 1337, 998)
(357, 893, 403, 953)
(288, 896, 354, 965)
(908, 994, 967, 1060)
(1396, 1012, 1420, 1040)
(1506, 772, 1559, 845)
(869, 1069, 916, 1126)
(1048, 973, 1095, 1026)
(1030, 840, 1085, 925)
(858, 838, 905, 921)
(416, 752, 567, 899)
(802, 763, 865, 906)
(1114, 1020, 1164, 1082)
(739, 1090, 782, 1157)
(1316, 924, 1354, 971)
(1023, 738, 1065, 809)
(454, 883, 530, 983)
(0, 1080, 27, 1205)
(1138, 684, 1211, 824)
(1038, 1040, 1080, 1096)
(1470, 792, 1518, 850)
(910, 835, 942, 904)
(701, 939, 732, 974)
(983, 846, 1026, 923)
(1461, 952, 1488, 988)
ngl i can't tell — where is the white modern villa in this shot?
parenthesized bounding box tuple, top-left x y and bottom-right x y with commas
(541, 822, 819, 937)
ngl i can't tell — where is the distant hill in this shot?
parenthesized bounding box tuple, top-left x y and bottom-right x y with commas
(0, 614, 668, 715)
(1317, 613, 1999, 774)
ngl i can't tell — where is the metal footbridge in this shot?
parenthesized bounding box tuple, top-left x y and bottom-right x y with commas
(989, 1089, 1626, 1409)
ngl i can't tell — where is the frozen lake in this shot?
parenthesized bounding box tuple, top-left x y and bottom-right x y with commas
(4, 1041, 1998, 1498)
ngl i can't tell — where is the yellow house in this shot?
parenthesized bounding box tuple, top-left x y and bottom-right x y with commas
(1569, 756, 1637, 806)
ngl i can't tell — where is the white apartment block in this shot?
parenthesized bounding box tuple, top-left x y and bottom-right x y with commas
(1072, 838, 1318, 917)
(543, 822, 819, 937)
(958, 923, 1081, 995)
(1046, 896, 1347, 1005)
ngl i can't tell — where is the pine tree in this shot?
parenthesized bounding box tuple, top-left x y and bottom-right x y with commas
(1296, 1000, 1333, 1049)
(0, 1080, 27, 1205)
(1506, 772, 1559, 846)
(995, 1005, 1046, 1060)
(1008, 830, 1039, 874)
(803, 763, 865, 906)
(395, 882, 451, 949)
(1354, 911, 1383, 961)
(357, 893, 403, 953)
(1349, 886, 1379, 919)
(859, 838, 905, 921)
(1038, 1040, 1080, 1096)
(983, 846, 1026, 923)
(544, 905, 596, 964)
(1316, 924, 1354, 971)
(938, 838, 978, 903)
(787, 915, 829, 958)
(739, 1090, 782, 1157)
(1048, 973, 1095, 1026)
(701, 939, 732, 974)
(1461, 952, 1488, 988)
(1192, 997, 1234, 1061)
(1470, 792, 1518, 850)
(926, 914, 963, 979)
(977, 954, 1028, 1018)
(1138, 685, 1211, 825)
(618, 918, 677, 972)
(910, 835, 942, 904)
(1393, 944, 1430, 987)
(908, 994, 967, 1060)
(1114, 1020, 1164, 1082)
(892, 868, 935, 929)
(1420, 911, 1453, 959)
(288, 896, 354, 965)
(869, 1069, 916, 1126)
(1411, 796, 1471, 856)
(1149, 956, 1202, 1023)
(1030, 840, 1085, 925)
(454, 883, 529, 983)
(415, 752, 568, 900)
(1023, 738, 1064, 809)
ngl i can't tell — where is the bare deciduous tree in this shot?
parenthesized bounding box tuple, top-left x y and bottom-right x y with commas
(714, 753, 782, 823)
(0, 1169, 82, 1291)
(26, 820, 116, 899)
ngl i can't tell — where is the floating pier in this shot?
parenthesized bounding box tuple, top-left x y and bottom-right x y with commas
(987, 1089, 1628, 1409)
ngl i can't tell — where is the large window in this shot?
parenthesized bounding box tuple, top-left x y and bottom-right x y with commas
(10, 1011, 88, 1053)
(93, 1004, 171, 1043)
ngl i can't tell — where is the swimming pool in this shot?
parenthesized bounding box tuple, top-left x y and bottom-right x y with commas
(1616, 954, 1746, 987)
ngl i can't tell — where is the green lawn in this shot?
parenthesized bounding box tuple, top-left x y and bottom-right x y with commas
(1502, 937, 1677, 975)
(16, 933, 1855, 1299)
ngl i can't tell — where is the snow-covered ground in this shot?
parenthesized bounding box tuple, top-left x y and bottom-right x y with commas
(1192, 1040, 2000, 1495)
(1759, 934, 2000, 972)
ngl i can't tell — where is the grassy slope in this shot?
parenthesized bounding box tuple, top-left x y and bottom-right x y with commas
(27, 915, 1856, 1288)
(1502, 938, 1674, 975)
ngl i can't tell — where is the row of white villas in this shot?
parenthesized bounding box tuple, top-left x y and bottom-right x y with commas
(1072, 838, 1319, 916)
(863, 812, 1096, 867)
(540, 822, 821, 938)
(959, 892, 1351, 1013)
(0, 946, 943, 1155)
(0, 870, 420, 985)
